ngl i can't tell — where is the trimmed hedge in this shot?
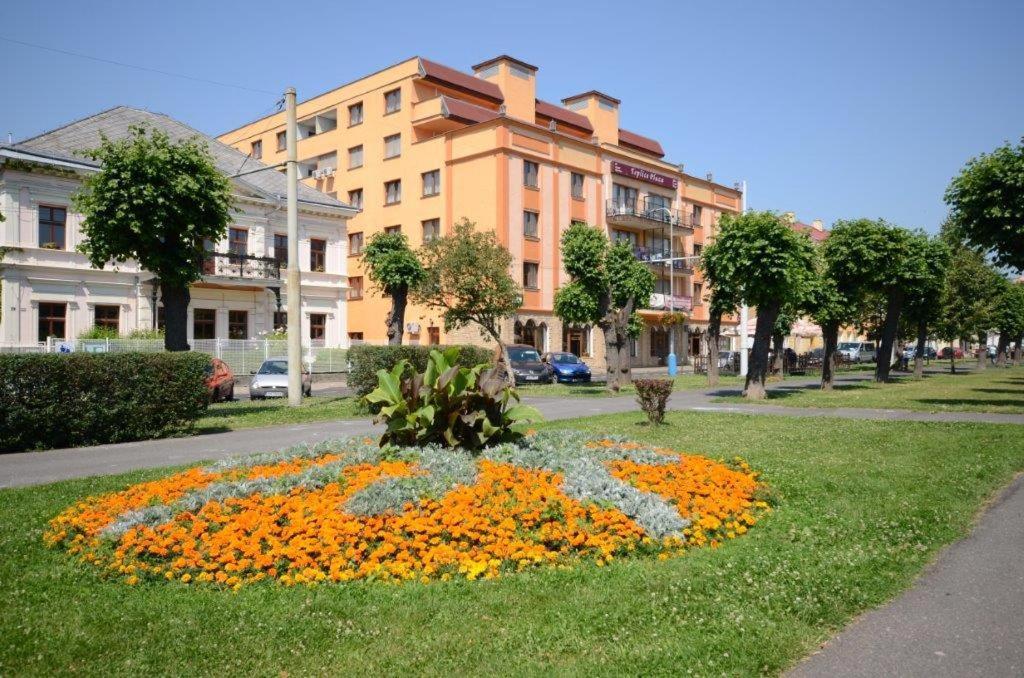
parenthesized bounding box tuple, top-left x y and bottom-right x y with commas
(0, 352, 210, 452)
(348, 344, 494, 398)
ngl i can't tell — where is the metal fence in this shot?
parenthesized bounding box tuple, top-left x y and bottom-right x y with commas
(0, 338, 350, 376)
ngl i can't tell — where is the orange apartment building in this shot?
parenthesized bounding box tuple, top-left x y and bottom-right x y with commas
(219, 55, 742, 368)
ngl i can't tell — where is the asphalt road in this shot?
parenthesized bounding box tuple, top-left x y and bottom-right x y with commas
(788, 474, 1024, 678)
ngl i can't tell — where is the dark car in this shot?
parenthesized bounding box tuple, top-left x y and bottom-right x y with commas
(542, 351, 592, 383)
(204, 357, 235, 403)
(939, 346, 964, 360)
(506, 344, 553, 385)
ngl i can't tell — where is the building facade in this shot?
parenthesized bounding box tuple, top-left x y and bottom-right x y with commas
(0, 107, 355, 347)
(219, 55, 742, 367)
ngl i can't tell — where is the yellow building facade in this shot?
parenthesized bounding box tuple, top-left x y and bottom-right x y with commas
(219, 55, 742, 367)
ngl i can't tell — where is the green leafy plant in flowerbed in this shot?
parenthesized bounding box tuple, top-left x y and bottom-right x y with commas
(365, 347, 542, 450)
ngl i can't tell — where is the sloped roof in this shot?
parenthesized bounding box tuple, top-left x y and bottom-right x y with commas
(535, 99, 593, 133)
(13, 106, 351, 211)
(790, 221, 829, 242)
(618, 128, 665, 157)
(419, 58, 503, 103)
(442, 96, 501, 125)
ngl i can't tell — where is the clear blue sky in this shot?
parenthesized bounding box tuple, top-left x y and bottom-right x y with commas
(3, 0, 1021, 232)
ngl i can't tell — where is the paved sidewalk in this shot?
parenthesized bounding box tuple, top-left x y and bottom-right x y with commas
(788, 474, 1024, 677)
(3, 369, 1021, 489)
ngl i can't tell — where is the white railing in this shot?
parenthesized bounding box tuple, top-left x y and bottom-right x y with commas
(0, 338, 351, 376)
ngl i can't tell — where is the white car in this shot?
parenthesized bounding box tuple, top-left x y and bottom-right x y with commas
(249, 357, 312, 400)
(837, 341, 877, 363)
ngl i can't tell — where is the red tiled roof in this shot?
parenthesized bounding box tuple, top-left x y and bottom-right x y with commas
(419, 58, 503, 103)
(790, 222, 829, 242)
(535, 99, 593, 133)
(617, 128, 665, 157)
(471, 55, 538, 73)
(442, 96, 500, 125)
(561, 90, 621, 105)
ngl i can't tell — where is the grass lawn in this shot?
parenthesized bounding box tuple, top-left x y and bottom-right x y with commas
(517, 373, 746, 398)
(3, 411, 1024, 675)
(195, 395, 365, 433)
(716, 365, 1024, 414)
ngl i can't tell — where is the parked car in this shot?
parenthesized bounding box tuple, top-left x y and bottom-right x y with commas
(939, 346, 964, 360)
(205, 357, 235, 403)
(506, 344, 553, 385)
(717, 350, 739, 369)
(249, 357, 312, 400)
(903, 346, 938, 360)
(837, 341, 877, 363)
(542, 351, 591, 383)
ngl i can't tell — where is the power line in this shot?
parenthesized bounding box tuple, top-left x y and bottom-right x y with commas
(0, 35, 278, 96)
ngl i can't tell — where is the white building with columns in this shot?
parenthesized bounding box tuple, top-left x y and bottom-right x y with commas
(0, 107, 357, 347)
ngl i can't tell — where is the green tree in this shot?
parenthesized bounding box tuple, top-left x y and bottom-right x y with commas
(73, 125, 233, 351)
(936, 245, 998, 373)
(770, 305, 799, 374)
(900, 235, 951, 378)
(945, 137, 1024, 272)
(990, 279, 1024, 367)
(700, 270, 739, 387)
(700, 211, 816, 399)
(554, 223, 655, 391)
(803, 260, 855, 390)
(415, 219, 522, 374)
(363, 232, 425, 345)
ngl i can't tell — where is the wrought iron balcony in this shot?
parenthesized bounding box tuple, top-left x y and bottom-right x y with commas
(646, 293, 693, 312)
(606, 197, 696, 232)
(631, 246, 694, 274)
(201, 251, 281, 282)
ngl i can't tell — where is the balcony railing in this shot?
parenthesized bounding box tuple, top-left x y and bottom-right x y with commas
(647, 293, 693, 312)
(606, 197, 698, 231)
(202, 251, 281, 281)
(631, 246, 695, 273)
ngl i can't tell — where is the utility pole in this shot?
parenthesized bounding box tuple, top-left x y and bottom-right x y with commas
(285, 87, 302, 407)
(739, 179, 749, 377)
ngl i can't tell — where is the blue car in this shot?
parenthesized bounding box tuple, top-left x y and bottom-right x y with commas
(542, 351, 592, 383)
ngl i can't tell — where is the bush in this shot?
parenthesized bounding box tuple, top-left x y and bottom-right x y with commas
(78, 326, 119, 340)
(347, 343, 493, 398)
(633, 378, 674, 425)
(0, 352, 210, 452)
(364, 347, 541, 451)
(126, 327, 165, 340)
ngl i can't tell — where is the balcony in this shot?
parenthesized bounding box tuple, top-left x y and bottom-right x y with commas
(606, 197, 696, 232)
(647, 293, 693, 312)
(201, 252, 281, 284)
(631, 246, 695, 274)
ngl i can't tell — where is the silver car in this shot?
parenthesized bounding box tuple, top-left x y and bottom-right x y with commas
(249, 357, 312, 400)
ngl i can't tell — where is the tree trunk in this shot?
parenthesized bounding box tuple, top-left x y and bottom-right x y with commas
(913, 319, 927, 379)
(386, 288, 407, 346)
(707, 309, 721, 387)
(771, 332, 784, 376)
(1014, 335, 1023, 366)
(160, 282, 190, 352)
(875, 290, 904, 383)
(995, 333, 1009, 367)
(950, 346, 956, 374)
(744, 302, 779, 400)
(600, 322, 622, 391)
(976, 332, 987, 370)
(821, 322, 839, 391)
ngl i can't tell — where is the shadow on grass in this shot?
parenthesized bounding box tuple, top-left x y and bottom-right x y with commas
(914, 398, 1024, 410)
(972, 387, 1024, 396)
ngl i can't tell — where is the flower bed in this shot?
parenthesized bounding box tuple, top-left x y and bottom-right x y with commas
(45, 432, 769, 587)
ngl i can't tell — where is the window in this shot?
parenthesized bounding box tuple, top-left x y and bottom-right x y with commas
(692, 243, 703, 257)
(348, 188, 363, 209)
(273, 233, 288, 266)
(310, 238, 326, 272)
(422, 218, 440, 242)
(691, 204, 703, 226)
(384, 88, 401, 114)
(348, 101, 363, 126)
(273, 311, 287, 331)
(348, 331, 364, 342)
(384, 225, 401, 235)
(571, 172, 584, 199)
(385, 179, 401, 205)
(428, 326, 440, 345)
(348, 145, 363, 169)
(523, 161, 539, 188)
(422, 169, 440, 196)
(693, 282, 703, 304)
(250, 139, 262, 160)
(228, 228, 248, 256)
(228, 310, 248, 340)
(348, 276, 363, 300)
(193, 308, 216, 340)
(348, 232, 364, 255)
(310, 313, 326, 341)
(276, 131, 286, 151)
(523, 210, 539, 238)
(523, 262, 539, 289)
(384, 133, 401, 159)
(563, 325, 591, 357)
(38, 206, 66, 249)
(94, 305, 119, 332)
(38, 302, 66, 341)
(612, 184, 638, 210)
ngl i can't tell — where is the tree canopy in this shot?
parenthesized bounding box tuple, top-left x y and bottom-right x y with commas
(945, 137, 1024, 272)
(363, 232, 425, 345)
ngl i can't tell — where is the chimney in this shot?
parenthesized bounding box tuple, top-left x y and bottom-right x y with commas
(561, 90, 619, 145)
(783, 212, 797, 224)
(472, 55, 537, 123)
(811, 219, 823, 231)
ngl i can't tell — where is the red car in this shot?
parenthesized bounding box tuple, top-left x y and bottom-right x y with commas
(205, 358, 235, 402)
(939, 347, 964, 360)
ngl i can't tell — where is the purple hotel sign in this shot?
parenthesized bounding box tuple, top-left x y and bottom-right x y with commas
(611, 161, 679, 189)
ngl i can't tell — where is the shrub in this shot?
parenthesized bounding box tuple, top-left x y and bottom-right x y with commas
(347, 343, 493, 398)
(126, 327, 165, 340)
(78, 325, 119, 340)
(364, 347, 541, 451)
(0, 352, 210, 452)
(633, 378, 674, 424)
